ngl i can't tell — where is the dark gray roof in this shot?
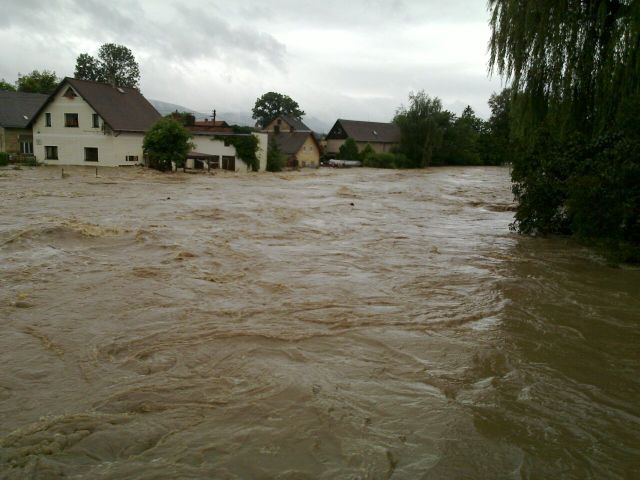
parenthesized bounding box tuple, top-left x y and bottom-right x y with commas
(33, 77, 161, 132)
(271, 131, 318, 156)
(280, 115, 311, 132)
(328, 119, 400, 143)
(0, 91, 48, 128)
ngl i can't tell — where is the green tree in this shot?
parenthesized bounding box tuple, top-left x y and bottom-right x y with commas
(143, 118, 194, 172)
(16, 70, 58, 94)
(74, 53, 100, 83)
(488, 0, 640, 260)
(394, 91, 452, 167)
(166, 110, 195, 125)
(0, 79, 16, 91)
(74, 43, 140, 88)
(479, 89, 513, 165)
(252, 92, 305, 128)
(433, 108, 483, 166)
(338, 137, 359, 160)
(359, 144, 375, 162)
(266, 137, 285, 172)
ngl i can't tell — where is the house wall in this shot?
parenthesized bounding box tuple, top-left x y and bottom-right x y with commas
(296, 136, 320, 167)
(190, 132, 268, 172)
(326, 138, 345, 155)
(32, 82, 144, 166)
(326, 138, 396, 156)
(263, 117, 294, 133)
(112, 133, 146, 165)
(254, 132, 267, 172)
(190, 136, 238, 170)
(356, 141, 395, 154)
(0, 127, 33, 154)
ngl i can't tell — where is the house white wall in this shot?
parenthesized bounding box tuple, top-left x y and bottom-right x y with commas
(255, 132, 267, 171)
(189, 132, 268, 172)
(32, 83, 145, 167)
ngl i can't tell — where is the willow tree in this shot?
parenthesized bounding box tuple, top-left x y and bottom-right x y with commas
(488, 0, 640, 260)
(489, 0, 640, 135)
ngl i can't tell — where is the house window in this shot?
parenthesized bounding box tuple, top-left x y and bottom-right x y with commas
(45, 146, 58, 160)
(274, 125, 280, 134)
(65, 113, 79, 127)
(20, 141, 33, 154)
(45, 113, 51, 127)
(64, 87, 77, 99)
(125, 155, 138, 162)
(84, 147, 98, 162)
(92, 114, 100, 128)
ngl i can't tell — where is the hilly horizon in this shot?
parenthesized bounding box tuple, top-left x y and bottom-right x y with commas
(149, 99, 332, 134)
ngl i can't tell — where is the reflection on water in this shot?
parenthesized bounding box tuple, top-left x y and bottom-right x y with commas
(0, 166, 638, 478)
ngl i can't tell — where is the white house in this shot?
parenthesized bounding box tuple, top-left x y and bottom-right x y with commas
(31, 77, 161, 167)
(183, 119, 268, 172)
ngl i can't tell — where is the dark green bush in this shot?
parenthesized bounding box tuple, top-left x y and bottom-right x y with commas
(363, 152, 409, 169)
(266, 137, 285, 172)
(338, 138, 359, 160)
(0, 152, 9, 166)
(511, 126, 640, 262)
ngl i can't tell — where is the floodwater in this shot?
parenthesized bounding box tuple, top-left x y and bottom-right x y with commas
(0, 166, 638, 479)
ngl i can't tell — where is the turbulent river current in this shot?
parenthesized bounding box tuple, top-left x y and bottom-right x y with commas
(0, 166, 638, 479)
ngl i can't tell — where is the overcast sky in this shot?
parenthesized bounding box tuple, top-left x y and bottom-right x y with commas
(0, 0, 505, 129)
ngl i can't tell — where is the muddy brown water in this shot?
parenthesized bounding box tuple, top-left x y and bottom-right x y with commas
(0, 166, 638, 479)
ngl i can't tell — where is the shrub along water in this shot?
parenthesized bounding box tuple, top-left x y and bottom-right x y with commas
(488, 0, 640, 262)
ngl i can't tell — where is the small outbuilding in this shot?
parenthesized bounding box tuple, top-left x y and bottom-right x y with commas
(0, 91, 48, 156)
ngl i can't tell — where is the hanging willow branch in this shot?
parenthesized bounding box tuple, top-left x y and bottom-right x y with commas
(488, 0, 640, 134)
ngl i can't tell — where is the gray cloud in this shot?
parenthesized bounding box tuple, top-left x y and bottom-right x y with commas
(0, 0, 502, 125)
(1, 0, 287, 69)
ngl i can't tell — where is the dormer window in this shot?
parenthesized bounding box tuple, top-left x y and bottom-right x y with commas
(63, 87, 77, 99)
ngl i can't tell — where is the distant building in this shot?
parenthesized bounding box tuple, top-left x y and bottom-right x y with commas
(261, 115, 319, 168)
(262, 114, 311, 134)
(0, 91, 48, 155)
(271, 131, 321, 168)
(325, 119, 400, 157)
(31, 77, 161, 166)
